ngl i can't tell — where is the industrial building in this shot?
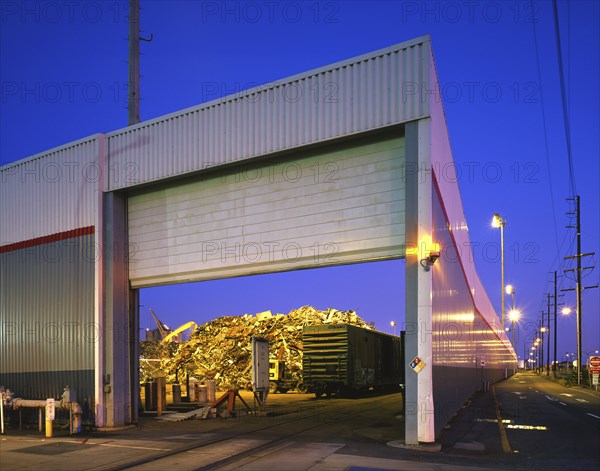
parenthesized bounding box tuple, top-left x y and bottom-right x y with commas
(0, 36, 516, 444)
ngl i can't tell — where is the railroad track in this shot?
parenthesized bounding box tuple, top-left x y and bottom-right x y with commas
(98, 394, 401, 471)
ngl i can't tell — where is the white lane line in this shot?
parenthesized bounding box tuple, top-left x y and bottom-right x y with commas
(560, 393, 573, 397)
(545, 395, 557, 401)
(559, 402, 567, 406)
(587, 413, 600, 419)
(87, 442, 171, 451)
(576, 398, 589, 403)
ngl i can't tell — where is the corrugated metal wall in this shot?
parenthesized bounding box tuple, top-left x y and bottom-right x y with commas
(0, 233, 96, 402)
(0, 136, 99, 245)
(428, 52, 516, 435)
(106, 37, 430, 191)
(128, 135, 405, 287)
(431, 177, 514, 434)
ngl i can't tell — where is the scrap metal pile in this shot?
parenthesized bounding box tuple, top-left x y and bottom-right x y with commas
(159, 306, 373, 390)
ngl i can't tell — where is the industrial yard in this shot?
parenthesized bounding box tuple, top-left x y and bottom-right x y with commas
(138, 306, 403, 420)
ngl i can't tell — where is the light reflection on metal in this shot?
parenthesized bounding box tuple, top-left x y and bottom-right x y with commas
(431, 177, 516, 370)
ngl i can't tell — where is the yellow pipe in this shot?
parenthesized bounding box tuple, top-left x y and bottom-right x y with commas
(12, 398, 82, 434)
(45, 418, 52, 438)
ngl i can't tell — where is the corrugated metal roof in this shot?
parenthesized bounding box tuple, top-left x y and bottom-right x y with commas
(105, 36, 431, 190)
(1, 36, 431, 240)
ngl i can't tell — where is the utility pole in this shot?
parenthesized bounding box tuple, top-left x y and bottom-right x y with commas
(128, 0, 140, 126)
(539, 318, 544, 373)
(546, 294, 551, 375)
(553, 271, 559, 377)
(563, 195, 598, 385)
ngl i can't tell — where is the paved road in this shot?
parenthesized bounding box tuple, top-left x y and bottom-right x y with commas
(494, 371, 600, 470)
(1, 375, 598, 470)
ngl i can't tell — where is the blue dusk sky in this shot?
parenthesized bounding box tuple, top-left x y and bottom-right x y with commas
(1, 1, 598, 362)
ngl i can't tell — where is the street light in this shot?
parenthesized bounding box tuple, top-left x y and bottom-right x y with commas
(507, 309, 520, 346)
(492, 214, 507, 329)
(554, 307, 573, 375)
(506, 284, 515, 310)
(390, 320, 396, 336)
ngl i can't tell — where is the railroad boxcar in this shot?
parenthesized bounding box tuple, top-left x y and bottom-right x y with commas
(302, 324, 404, 397)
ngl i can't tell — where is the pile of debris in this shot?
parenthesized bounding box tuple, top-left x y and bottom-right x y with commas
(161, 306, 373, 390)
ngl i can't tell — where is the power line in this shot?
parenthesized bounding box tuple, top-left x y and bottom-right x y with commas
(551, 0, 577, 196)
(531, 1, 560, 255)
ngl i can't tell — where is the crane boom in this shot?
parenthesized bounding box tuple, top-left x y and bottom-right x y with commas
(149, 308, 168, 340)
(162, 321, 198, 343)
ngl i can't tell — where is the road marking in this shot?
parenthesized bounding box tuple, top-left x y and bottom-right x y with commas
(492, 386, 512, 454)
(476, 418, 511, 424)
(560, 393, 573, 397)
(519, 381, 526, 384)
(587, 413, 600, 419)
(570, 388, 600, 399)
(506, 424, 548, 431)
(513, 392, 522, 395)
(86, 442, 171, 451)
(576, 398, 589, 403)
(545, 395, 557, 401)
(559, 402, 567, 406)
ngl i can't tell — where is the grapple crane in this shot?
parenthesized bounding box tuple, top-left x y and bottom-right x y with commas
(149, 308, 169, 340)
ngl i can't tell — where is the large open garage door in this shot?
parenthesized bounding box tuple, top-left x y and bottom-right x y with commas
(128, 135, 406, 288)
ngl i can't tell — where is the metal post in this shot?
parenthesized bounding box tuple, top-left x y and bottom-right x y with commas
(128, 0, 140, 125)
(500, 223, 505, 330)
(39, 408, 42, 432)
(0, 392, 4, 434)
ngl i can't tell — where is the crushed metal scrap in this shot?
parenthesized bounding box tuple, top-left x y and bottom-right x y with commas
(157, 306, 373, 390)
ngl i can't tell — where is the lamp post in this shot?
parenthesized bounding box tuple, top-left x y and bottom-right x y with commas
(554, 306, 573, 371)
(390, 320, 396, 336)
(492, 214, 507, 329)
(508, 309, 520, 347)
(540, 326, 548, 374)
(506, 285, 515, 311)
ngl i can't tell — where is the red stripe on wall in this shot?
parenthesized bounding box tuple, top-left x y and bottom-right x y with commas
(0, 226, 95, 253)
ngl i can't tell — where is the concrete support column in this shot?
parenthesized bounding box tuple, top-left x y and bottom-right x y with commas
(404, 119, 435, 444)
